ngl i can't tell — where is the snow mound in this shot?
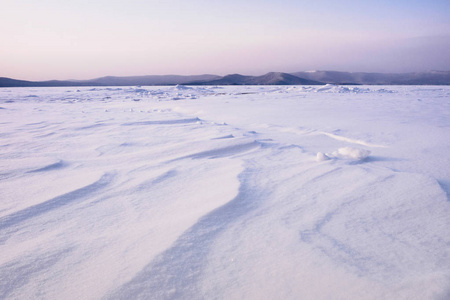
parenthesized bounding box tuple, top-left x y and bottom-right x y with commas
(316, 152, 330, 162)
(317, 147, 371, 162)
(334, 147, 371, 160)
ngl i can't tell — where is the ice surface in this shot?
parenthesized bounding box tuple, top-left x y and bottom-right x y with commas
(0, 85, 449, 299)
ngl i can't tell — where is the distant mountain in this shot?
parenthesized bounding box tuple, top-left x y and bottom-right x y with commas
(1, 71, 450, 87)
(255, 72, 323, 85)
(290, 70, 450, 85)
(0, 77, 87, 87)
(191, 72, 323, 85)
(0, 74, 220, 88)
(192, 74, 253, 85)
(81, 74, 221, 86)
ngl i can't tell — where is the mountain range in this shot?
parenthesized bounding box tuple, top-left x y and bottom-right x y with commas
(1, 71, 450, 87)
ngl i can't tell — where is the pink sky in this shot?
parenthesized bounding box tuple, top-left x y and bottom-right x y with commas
(1, 0, 449, 80)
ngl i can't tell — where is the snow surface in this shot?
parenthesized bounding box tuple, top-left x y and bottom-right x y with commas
(0, 85, 450, 299)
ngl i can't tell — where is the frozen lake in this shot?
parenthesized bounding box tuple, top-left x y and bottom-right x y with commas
(1, 85, 450, 299)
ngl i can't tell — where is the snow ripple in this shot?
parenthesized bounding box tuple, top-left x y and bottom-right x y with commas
(0, 173, 114, 237)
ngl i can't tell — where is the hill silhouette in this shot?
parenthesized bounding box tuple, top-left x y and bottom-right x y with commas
(1, 71, 450, 87)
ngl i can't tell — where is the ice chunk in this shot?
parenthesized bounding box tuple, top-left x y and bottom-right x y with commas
(174, 84, 193, 90)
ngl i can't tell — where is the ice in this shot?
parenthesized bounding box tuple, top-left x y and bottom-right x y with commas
(0, 85, 449, 299)
(173, 84, 193, 90)
(314, 84, 371, 93)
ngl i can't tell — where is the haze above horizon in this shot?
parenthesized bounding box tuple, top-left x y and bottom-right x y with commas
(1, 0, 449, 81)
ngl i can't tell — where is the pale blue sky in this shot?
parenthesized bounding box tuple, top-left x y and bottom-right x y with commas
(1, 0, 449, 80)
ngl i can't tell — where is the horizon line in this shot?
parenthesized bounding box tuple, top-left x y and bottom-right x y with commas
(2, 69, 450, 82)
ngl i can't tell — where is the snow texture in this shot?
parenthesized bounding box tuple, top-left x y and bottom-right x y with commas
(0, 85, 449, 299)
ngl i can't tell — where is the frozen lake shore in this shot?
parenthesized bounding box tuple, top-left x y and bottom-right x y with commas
(1, 85, 449, 299)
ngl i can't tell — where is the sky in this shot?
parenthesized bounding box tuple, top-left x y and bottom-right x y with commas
(1, 0, 449, 80)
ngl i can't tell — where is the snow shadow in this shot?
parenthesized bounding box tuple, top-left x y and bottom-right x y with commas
(438, 180, 450, 201)
(0, 247, 74, 299)
(184, 141, 260, 160)
(121, 118, 200, 126)
(363, 156, 405, 163)
(27, 160, 67, 173)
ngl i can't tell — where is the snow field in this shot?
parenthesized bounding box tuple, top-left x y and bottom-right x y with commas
(0, 85, 449, 299)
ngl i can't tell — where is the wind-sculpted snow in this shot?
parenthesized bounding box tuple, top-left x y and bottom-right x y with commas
(0, 85, 449, 299)
(0, 173, 114, 235)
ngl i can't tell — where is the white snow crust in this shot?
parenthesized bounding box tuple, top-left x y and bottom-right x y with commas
(0, 85, 449, 299)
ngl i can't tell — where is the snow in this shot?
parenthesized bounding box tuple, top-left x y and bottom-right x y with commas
(316, 152, 330, 162)
(334, 147, 371, 160)
(0, 85, 449, 299)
